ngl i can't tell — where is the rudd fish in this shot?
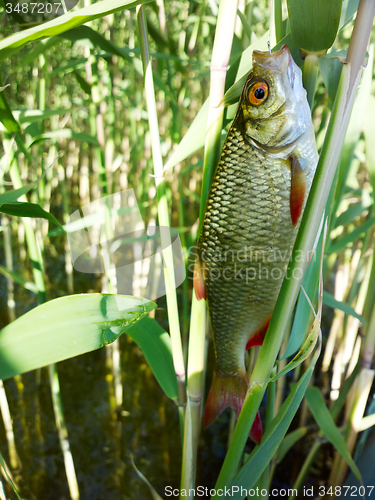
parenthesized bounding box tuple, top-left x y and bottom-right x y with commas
(193, 45, 318, 443)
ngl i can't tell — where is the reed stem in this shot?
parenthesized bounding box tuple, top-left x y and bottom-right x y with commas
(215, 0, 375, 488)
(136, 5, 186, 409)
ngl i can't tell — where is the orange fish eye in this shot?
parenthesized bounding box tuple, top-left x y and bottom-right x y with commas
(248, 82, 268, 105)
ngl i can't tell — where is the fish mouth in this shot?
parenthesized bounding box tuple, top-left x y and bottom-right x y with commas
(253, 44, 299, 91)
(252, 44, 291, 60)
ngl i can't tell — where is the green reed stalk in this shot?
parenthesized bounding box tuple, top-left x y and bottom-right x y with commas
(198, 0, 239, 232)
(180, 295, 206, 492)
(215, 0, 375, 489)
(180, 0, 239, 494)
(136, 6, 186, 411)
(274, 0, 284, 44)
(302, 54, 319, 110)
(7, 141, 80, 500)
(0, 206, 19, 470)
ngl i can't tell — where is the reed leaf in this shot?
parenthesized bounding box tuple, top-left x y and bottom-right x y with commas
(0, 201, 64, 230)
(305, 386, 362, 481)
(0, 294, 155, 380)
(0, 0, 154, 61)
(125, 316, 178, 401)
(287, 0, 342, 53)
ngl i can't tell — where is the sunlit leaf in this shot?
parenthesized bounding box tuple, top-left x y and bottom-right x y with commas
(0, 0, 153, 62)
(0, 294, 155, 380)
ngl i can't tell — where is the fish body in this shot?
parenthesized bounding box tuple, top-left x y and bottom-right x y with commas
(194, 46, 318, 441)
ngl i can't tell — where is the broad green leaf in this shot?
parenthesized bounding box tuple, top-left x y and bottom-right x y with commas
(0, 294, 155, 380)
(0, 0, 153, 62)
(0, 201, 64, 231)
(229, 346, 320, 496)
(0, 183, 38, 204)
(305, 386, 362, 482)
(125, 316, 178, 400)
(287, 0, 342, 53)
(323, 291, 365, 323)
(0, 265, 38, 293)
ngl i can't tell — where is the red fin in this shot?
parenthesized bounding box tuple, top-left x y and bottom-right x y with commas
(289, 154, 306, 227)
(204, 368, 262, 443)
(204, 369, 248, 427)
(193, 256, 206, 300)
(246, 319, 270, 350)
(250, 411, 263, 444)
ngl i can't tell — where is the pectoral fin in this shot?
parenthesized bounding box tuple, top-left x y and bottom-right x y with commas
(289, 154, 306, 227)
(245, 318, 270, 350)
(193, 255, 206, 300)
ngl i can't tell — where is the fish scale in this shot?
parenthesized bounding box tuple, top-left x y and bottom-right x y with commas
(194, 45, 318, 443)
(202, 126, 295, 373)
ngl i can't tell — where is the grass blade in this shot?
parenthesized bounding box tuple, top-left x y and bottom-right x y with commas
(125, 316, 178, 401)
(0, 294, 155, 380)
(305, 386, 362, 481)
(0, 0, 153, 62)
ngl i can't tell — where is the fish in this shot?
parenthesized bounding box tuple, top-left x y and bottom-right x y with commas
(193, 45, 318, 443)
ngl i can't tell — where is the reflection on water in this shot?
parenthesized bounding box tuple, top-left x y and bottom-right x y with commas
(0, 219, 231, 499)
(2, 337, 182, 499)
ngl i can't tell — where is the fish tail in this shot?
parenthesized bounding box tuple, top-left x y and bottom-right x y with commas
(204, 368, 262, 444)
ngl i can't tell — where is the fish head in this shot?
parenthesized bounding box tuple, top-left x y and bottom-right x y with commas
(238, 45, 311, 150)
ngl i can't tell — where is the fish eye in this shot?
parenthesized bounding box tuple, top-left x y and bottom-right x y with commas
(248, 82, 269, 106)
